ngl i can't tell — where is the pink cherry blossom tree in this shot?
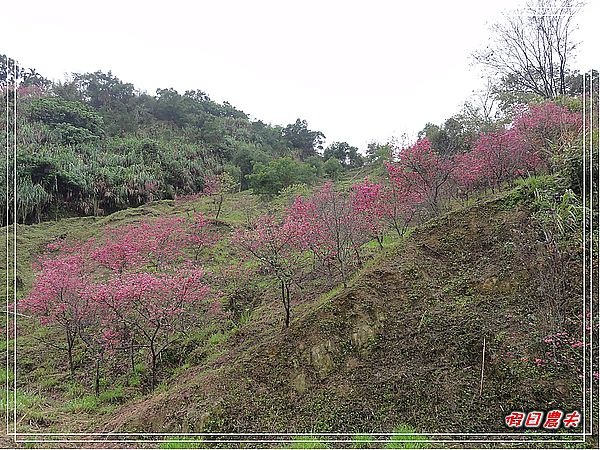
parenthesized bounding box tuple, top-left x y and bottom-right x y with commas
(470, 128, 545, 190)
(25, 214, 217, 391)
(91, 217, 190, 273)
(286, 182, 371, 287)
(93, 269, 210, 388)
(21, 250, 93, 377)
(233, 215, 304, 327)
(204, 173, 237, 221)
(350, 178, 387, 247)
(450, 151, 485, 201)
(511, 101, 582, 165)
(385, 139, 452, 216)
(186, 212, 219, 261)
(380, 175, 420, 238)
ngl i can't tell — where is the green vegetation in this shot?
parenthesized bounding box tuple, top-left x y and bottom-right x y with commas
(27, 96, 104, 144)
(385, 425, 428, 449)
(1, 174, 590, 436)
(248, 157, 318, 196)
(158, 436, 203, 449)
(0, 389, 46, 416)
(285, 436, 330, 449)
(352, 434, 374, 448)
(0, 60, 370, 225)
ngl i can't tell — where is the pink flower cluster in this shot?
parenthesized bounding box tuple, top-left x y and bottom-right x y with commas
(383, 101, 581, 210)
(21, 214, 217, 386)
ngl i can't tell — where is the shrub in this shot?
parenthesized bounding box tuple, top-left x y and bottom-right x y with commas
(27, 97, 104, 144)
(248, 157, 317, 196)
(323, 157, 343, 180)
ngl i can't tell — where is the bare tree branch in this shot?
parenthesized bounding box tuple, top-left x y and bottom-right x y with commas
(473, 0, 583, 99)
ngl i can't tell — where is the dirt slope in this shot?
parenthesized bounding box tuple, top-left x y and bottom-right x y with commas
(102, 191, 583, 434)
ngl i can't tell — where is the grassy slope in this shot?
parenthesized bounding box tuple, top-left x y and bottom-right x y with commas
(0, 191, 262, 434)
(0, 190, 258, 297)
(1, 164, 375, 299)
(1, 169, 388, 437)
(94, 187, 584, 434)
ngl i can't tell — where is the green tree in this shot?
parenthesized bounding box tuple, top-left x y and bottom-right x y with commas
(0, 54, 50, 89)
(206, 172, 238, 220)
(347, 146, 364, 168)
(27, 97, 104, 145)
(418, 117, 476, 155)
(366, 141, 393, 164)
(54, 71, 140, 134)
(305, 155, 324, 177)
(324, 141, 363, 167)
(232, 144, 270, 190)
(282, 119, 325, 160)
(323, 157, 343, 180)
(248, 157, 317, 195)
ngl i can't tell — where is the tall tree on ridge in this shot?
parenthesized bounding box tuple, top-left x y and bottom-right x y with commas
(473, 0, 583, 99)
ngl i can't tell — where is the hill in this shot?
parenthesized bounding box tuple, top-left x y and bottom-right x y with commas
(0, 174, 593, 449)
(88, 185, 582, 434)
(1, 69, 593, 446)
(1, 57, 369, 226)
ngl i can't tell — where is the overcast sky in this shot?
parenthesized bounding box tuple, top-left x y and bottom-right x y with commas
(2, 0, 598, 149)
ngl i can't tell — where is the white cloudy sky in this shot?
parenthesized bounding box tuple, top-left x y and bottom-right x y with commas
(2, 0, 598, 149)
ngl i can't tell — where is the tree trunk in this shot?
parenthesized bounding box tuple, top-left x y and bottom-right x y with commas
(339, 255, 347, 288)
(66, 328, 75, 378)
(150, 345, 157, 390)
(280, 280, 292, 328)
(95, 358, 101, 397)
(130, 337, 136, 373)
(354, 246, 363, 267)
(392, 218, 403, 238)
(215, 195, 224, 220)
(285, 283, 291, 328)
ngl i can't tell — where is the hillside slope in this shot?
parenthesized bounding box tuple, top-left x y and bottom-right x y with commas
(101, 188, 583, 434)
(1, 191, 258, 299)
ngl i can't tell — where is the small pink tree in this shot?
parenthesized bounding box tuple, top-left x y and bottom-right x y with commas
(186, 212, 219, 261)
(21, 251, 92, 377)
(470, 129, 544, 190)
(94, 269, 210, 388)
(381, 174, 420, 237)
(511, 101, 582, 165)
(233, 215, 304, 327)
(451, 151, 485, 200)
(75, 283, 119, 395)
(286, 182, 370, 287)
(204, 173, 237, 220)
(470, 131, 514, 190)
(25, 214, 218, 391)
(351, 178, 387, 247)
(385, 139, 452, 216)
(92, 217, 191, 273)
